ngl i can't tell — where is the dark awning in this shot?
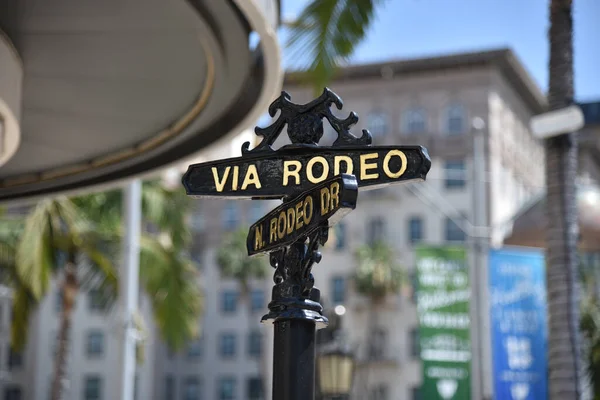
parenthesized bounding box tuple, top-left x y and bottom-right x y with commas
(0, 0, 282, 203)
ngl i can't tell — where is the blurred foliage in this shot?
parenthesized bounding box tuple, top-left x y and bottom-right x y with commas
(216, 227, 268, 298)
(286, 0, 385, 94)
(9, 197, 118, 350)
(579, 257, 600, 399)
(353, 241, 404, 303)
(0, 178, 202, 356)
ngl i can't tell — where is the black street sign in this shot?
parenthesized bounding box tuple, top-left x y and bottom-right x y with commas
(182, 145, 430, 199)
(182, 88, 432, 400)
(247, 174, 357, 256)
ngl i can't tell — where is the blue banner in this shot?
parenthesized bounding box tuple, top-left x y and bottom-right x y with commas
(489, 248, 547, 400)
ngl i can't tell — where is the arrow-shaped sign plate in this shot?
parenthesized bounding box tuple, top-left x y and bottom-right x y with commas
(247, 174, 358, 256)
(183, 145, 430, 199)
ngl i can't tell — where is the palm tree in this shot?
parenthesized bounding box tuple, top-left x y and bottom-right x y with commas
(14, 197, 117, 400)
(545, 0, 581, 398)
(8, 180, 202, 400)
(286, 0, 384, 94)
(216, 227, 269, 396)
(353, 241, 404, 397)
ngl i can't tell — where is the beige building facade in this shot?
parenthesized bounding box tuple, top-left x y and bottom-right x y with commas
(0, 48, 548, 400)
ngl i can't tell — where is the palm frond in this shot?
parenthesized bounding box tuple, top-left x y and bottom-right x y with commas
(16, 200, 61, 299)
(139, 235, 203, 351)
(286, 0, 383, 93)
(141, 180, 191, 249)
(216, 228, 268, 297)
(10, 285, 37, 351)
(354, 241, 404, 301)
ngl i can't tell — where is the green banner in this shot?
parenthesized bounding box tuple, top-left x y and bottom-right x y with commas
(416, 246, 471, 400)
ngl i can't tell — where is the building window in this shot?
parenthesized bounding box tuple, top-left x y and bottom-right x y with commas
(410, 328, 419, 358)
(248, 331, 262, 357)
(164, 375, 174, 400)
(56, 291, 62, 312)
(367, 217, 385, 244)
(221, 291, 238, 313)
(183, 377, 201, 400)
(249, 203, 264, 224)
(367, 111, 389, 136)
(446, 104, 465, 135)
(411, 386, 421, 400)
(3, 386, 21, 400)
(86, 331, 104, 357)
(219, 333, 236, 358)
(250, 290, 264, 313)
(187, 339, 202, 360)
(445, 217, 466, 242)
(83, 375, 102, 400)
(191, 248, 204, 267)
(369, 329, 387, 360)
(247, 377, 264, 400)
(411, 271, 418, 303)
(444, 160, 466, 189)
(371, 384, 389, 400)
(134, 375, 139, 400)
(88, 289, 106, 312)
(402, 108, 427, 134)
(218, 377, 237, 400)
(222, 202, 239, 230)
(408, 217, 423, 244)
(7, 349, 22, 370)
(331, 276, 345, 305)
(334, 223, 346, 250)
(189, 211, 205, 232)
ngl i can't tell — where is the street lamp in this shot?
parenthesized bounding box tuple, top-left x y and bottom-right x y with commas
(317, 341, 355, 400)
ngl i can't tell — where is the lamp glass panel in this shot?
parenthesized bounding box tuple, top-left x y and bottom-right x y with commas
(318, 354, 355, 395)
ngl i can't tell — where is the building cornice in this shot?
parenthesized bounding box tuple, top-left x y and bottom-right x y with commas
(285, 48, 547, 114)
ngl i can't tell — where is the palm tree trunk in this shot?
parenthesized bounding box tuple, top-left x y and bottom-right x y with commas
(545, 0, 582, 398)
(51, 256, 78, 400)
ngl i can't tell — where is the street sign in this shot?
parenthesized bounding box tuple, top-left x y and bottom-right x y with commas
(182, 88, 431, 400)
(182, 145, 430, 199)
(247, 174, 358, 256)
(530, 105, 584, 139)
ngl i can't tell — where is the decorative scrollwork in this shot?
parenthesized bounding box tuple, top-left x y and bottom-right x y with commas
(262, 223, 329, 326)
(242, 88, 372, 154)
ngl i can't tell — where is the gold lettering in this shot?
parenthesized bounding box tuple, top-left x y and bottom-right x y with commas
(360, 153, 379, 180)
(211, 166, 231, 192)
(269, 218, 277, 243)
(283, 161, 302, 186)
(241, 165, 262, 190)
(286, 208, 295, 234)
(307, 156, 329, 184)
(383, 150, 407, 179)
(330, 182, 340, 211)
(334, 156, 353, 176)
(320, 187, 331, 215)
(254, 225, 263, 251)
(295, 201, 304, 229)
(232, 166, 239, 191)
(277, 212, 287, 239)
(303, 196, 314, 225)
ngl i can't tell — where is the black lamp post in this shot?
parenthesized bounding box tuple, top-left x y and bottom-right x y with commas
(317, 341, 355, 400)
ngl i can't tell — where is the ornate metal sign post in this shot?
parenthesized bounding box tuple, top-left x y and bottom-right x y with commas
(183, 89, 431, 400)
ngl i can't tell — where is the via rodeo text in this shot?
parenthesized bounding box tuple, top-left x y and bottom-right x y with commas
(182, 146, 430, 199)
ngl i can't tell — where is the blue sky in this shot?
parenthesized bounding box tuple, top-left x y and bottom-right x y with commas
(279, 0, 599, 101)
